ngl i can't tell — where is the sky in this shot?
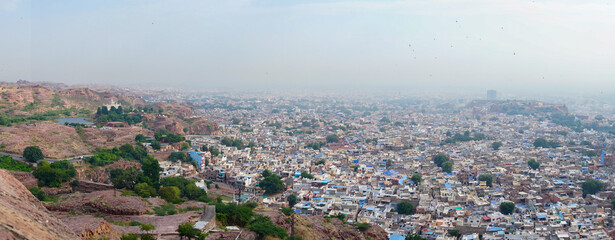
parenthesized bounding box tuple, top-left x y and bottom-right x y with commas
(1, 0, 614, 94)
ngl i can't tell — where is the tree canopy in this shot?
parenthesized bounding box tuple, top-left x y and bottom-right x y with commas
(432, 153, 450, 167)
(177, 222, 201, 240)
(499, 202, 515, 215)
(357, 223, 371, 232)
(582, 179, 604, 197)
(301, 171, 314, 179)
(287, 194, 298, 207)
(259, 174, 285, 195)
(247, 215, 288, 239)
(160, 176, 208, 201)
(441, 161, 453, 173)
(23, 146, 44, 162)
(0, 156, 32, 172)
(411, 174, 422, 184)
(33, 160, 76, 187)
(479, 174, 493, 187)
(528, 159, 540, 170)
(533, 138, 561, 148)
(169, 152, 189, 162)
(397, 201, 413, 215)
(326, 134, 339, 143)
(159, 186, 181, 204)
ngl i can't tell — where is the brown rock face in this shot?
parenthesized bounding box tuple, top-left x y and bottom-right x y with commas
(0, 169, 78, 240)
(266, 212, 388, 240)
(0, 122, 151, 159)
(46, 190, 149, 215)
(60, 215, 121, 239)
(145, 114, 219, 135)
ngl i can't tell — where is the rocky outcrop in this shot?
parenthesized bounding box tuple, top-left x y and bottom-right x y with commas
(0, 169, 77, 240)
(145, 114, 220, 135)
(7, 170, 38, 188)
(60, 215, 121, 240)
(266, 212, 388, 240)
(46, 190, 149, 215)
(0, 122, 151, 159)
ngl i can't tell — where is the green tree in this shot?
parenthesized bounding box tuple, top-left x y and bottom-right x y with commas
(168, 152, 187, 162)
(533, 137, 547, 147)
(231, 117, 241, 125)
(479, 174, 493, 187)
(177, 222, 200, 240)
(582, 179, 604, 197)
(134, 182, 157, 198)
(432, 153, 450, 167)
(141, 159, 161, 189)
(491, 141, 503, 150)
(357, 223, 371, 232)
(326, 134, 339, 143)
(151, 141, 161, 150)
(29, 187, 47, 201)
(448, 229, 461, 238)
(247, 215, 288, 240)
(159, 186, 181, 204)
(397, 201, 413, 215)
(23, 146, 44, 162)
(135, 134, 147, 143)
(140, 234, 156, 240)
(287, 194, 298, 207)
(441, 161, 453, 173)
(32, 161, 76, 187)
(120, 234, 139, 240)
(499, 202, 515, 215)
(259, 174, 285, 195)
(411, 174, 422, 185)
(181, 142, 190, 150)
(0, 156, 32, 172)
(528, 159, 540, 170)
(140, 223, 155, 233)
(533, 138, 560, 148)
(280, 207, 293, 216)
(406, 234, 428, 240)
(261, 169, 272, 178)
(109, 167, 140, 190)
(300, 171, 314, 179)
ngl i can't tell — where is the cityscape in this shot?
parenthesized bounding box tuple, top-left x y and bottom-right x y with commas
(1, 0, 615, 240)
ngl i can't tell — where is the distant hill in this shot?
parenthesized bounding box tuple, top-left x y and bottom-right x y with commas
(0, 82, 146, 123)
(0, 81, 219, 158)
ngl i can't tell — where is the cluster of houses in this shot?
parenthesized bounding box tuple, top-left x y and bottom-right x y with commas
(158, 95, 615, 240)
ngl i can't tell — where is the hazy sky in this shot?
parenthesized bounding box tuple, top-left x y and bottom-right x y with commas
(1, 0, 614, 93)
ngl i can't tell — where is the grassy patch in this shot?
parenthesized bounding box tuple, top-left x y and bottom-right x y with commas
(154, 204, 177, 216)
(109, 220, 143, 227)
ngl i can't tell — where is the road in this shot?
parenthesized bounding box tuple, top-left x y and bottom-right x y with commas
(0, 151, 93, 162)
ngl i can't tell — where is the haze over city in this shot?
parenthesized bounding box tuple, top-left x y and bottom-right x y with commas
(4, 1, 615, 240)
(1, 0, 615, 93)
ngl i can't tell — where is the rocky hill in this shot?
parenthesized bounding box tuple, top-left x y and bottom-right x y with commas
(0, 169, 77, 240)
(263, 211, 388, 240)
(0, 83, 146, 116)
(0, 81, 219, 157)
(0, 122, 150, 159)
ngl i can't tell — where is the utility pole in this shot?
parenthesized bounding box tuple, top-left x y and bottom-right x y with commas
(291, 212, 295, 237)
(238, 187, 242, 204)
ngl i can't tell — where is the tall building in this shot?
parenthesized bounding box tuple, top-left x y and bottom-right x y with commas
(487, 90, 497, 100)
